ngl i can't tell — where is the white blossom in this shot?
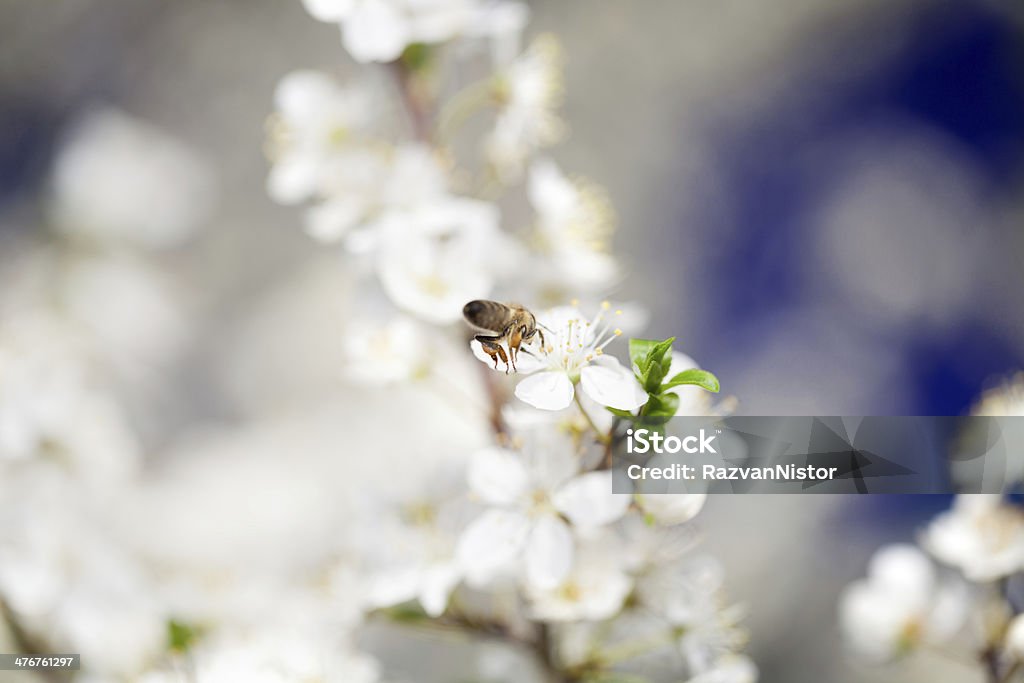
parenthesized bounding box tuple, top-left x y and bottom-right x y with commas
(151, 630, 380, 683)
(0, 489, 164, 677)
(266, 70, 378, 205)
(923, 495, 1024, 582)
(471, 304, 647, 412)
(60, 253, 190, 383)
(302, 0, 524, 64)
(376, 197, 504, 323)
(635, 555, 747, 672)
(635, 493, 707, 526)
(839, 544, 967, 662)
(687, 655, 758, 683)
(457, 441, 629, 590)
(0, 317, 138, 483)
(308, 144, 450, 246)
(342, 314, 432, 384)
(972, 373, 1024, 416)
(486, 35, 564, 180)
(527, 537, 632, 622)
(527, 158, 618, 294)
(1005, 613, 1024, 660)
(356, 464, 471, 617)
(49, 108, 213, 248)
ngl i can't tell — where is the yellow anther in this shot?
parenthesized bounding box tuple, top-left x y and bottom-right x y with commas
(601, 301, 610, 310)
(614, 328, 622, 336)
(570, 298, 580, 306)
(615, 309, 622, 315)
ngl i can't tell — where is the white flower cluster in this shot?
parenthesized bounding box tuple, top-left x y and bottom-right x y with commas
(2, 110, 383, 683)
(841, 378, 1024, 680)
(0, 110, 219, 679)
(258, 2, 755, 682)
(840, 494, 1024, 677)
(0, 5, 752, 683)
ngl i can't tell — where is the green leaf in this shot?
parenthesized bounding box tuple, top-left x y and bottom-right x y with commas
(583, 674, 652, 683)
(661, 369, 720, 393)
(381, 603, 429, 623)
(400, 43, 432, 71)
(167, 619, 202, 653)
(605, 407, 634, 418)
(638, 392, 679, 427)
(645, 338, 675, 370)
(628, 338, 660, 373)
(629, 337, 676, 391)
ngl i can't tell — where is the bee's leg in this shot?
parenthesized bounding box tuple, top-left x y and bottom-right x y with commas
(475, 334, 509, 372)
(524, 328, 544, 349)
(507, 325, 526, 374)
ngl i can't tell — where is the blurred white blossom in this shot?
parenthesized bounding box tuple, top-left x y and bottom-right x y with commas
(923, 494, 1024, 582)
(527, 158, 617, 294)
(527, 536, 632, 622)
(141, 629, 380, 683)
(376, 197, 504, 323)
(0, 0, 749, 674)
(267, 70, 378, 206)
(635, 493, 707, 526)
(487, 35, 564, 181)
(839, 544, 967, 662)
(302, 0, 526, 63)
(309, 144, 450, 246)
(49, 108, 213, 249)
(342, 314, 433, 384)
(687, 655, 758, 683)
(973, 373, 1024, 416)
(0, 316, 138, 483)
(1005, 613, 1024, 660)
(356, 464, 471, 617)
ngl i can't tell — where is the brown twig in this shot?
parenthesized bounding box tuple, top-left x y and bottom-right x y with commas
(389, 60, 432, 142)
(0, 599, 65, 683)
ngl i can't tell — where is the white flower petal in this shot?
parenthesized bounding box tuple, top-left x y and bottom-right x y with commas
(579, 356, 647, 411)
(552, 472, 630, 529)
(467, 448, 529, 505)
(303, 198, 364, 243)
(528, 158, 574, 218)
(514, 371, 574, 410)
(273, 70, 339, 121)
(635, 493, 707, 525)
(871, 543, 935, 594)
(419, 563, 461, 617)
(525, 514, 573, 589)
(342, 0, 411, 63)
(301, 0, 354, 22)
(365, 567, 420, 610)
(456, 509, 529, 583)
(687, 656, 758, 683)
(266, 156, 318, 205)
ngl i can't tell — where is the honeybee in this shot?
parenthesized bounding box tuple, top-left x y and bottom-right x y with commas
(463, 300, 546, 373)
